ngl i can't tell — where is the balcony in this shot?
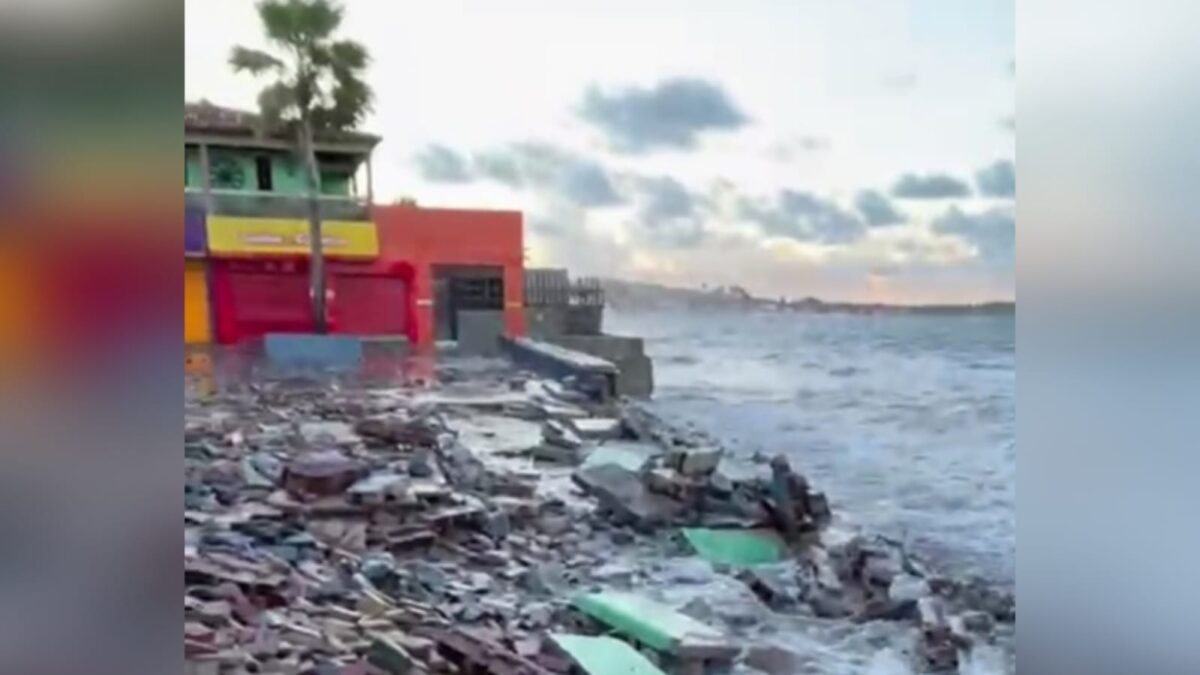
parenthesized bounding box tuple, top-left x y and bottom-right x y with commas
(185, 188, 370, 222)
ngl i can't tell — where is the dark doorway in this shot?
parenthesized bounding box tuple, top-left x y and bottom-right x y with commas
(432, 265, 504, 341)
(255, 156, 273, 191)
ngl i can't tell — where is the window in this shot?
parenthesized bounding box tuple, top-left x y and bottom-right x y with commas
(255, 156, 273, 191)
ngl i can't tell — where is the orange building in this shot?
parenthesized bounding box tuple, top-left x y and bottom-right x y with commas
(373, 204, 525, 349)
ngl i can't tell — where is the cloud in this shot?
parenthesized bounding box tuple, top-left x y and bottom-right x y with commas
(767, 136, 831, 162)
(629, 176, 705, 248)
(413, 144, 472, 183)
(579, 77, 748, 153)
(740, 190, 866, 244)
(891, 172, 972, 199)
(473, 142, 624, 207)
(881, 72, 918, 91)
(854, 189, 906, 226)
(636, 176, 696, 221)
(976, 159, 1015, 197)
(932, 206, 1015, 262)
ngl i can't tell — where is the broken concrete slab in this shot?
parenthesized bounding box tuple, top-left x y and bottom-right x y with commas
(682, 528, 786, 567)
(580, 441, 659, 473)
(570, 418, 623, 440)
(283, 450, 365, 498)
(550, 634, 666, 675)
(572, 464, 683, 530)
(571, 591, 738, 661)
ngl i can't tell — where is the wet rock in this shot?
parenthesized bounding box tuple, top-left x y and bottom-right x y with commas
(537, 514, 573, 537)
(739, 566, 799, 611)
(743, 644, 801, 675)
(808, 588, 855, 619)
(520, 602, 554, 629)
(366, 635, 415, 674)
(680, 597, 715, 623)
(479, 509, 512, 540)
(958, 610, 995, 634)
(667, 446, 723, 477)
(888, 573, 930, 604)
(573, 463, 684, 531)
(360, 552, 396, 585)
(542, 419, 583, 450)
(592, 561, 635, 584)
(283, 450, 364, 498)
(406, 448, 434, 478)
(408, 561, 449, 593)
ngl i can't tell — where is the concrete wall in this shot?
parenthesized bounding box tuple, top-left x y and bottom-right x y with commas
(374, 205, 526, 349)
(456, 310, 506, 355)
(550, 335, 654, 398)
(525, 306, 567, 339)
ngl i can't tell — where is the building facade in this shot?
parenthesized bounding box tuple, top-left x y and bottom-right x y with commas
(184, 102, 525, 352)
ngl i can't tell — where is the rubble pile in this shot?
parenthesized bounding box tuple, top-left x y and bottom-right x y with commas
(185, 366, 1013, 675)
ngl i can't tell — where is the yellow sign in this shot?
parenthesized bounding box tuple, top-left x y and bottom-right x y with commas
(206, 216, 379, 258)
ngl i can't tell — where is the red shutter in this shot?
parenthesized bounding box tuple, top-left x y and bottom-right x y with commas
(330, 274, 408, 336)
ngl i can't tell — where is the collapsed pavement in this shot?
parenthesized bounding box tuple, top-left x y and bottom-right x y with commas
(185, 358, 1014, 675)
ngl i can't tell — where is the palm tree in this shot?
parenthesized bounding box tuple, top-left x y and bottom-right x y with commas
(230, 0, 372, 333)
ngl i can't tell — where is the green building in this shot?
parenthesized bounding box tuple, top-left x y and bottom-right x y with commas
(184, 101, 380, 221)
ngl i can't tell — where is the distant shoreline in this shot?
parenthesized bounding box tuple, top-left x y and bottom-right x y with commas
(600, 277, 1014, 315)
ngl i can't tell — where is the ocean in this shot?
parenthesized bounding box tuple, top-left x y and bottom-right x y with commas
(608, 308, 1016, 673)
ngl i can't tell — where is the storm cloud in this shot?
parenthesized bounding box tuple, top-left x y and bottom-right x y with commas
(579, 77, 748, 153)
(629, 176, 706, 248)
(854, 189, 905, 226)
(413, 144, 472, 183)
(932, 206, 1015, 262)
(975, 159, 1015, 197)
(741, 190, 866, 244)
(473, 142, 624, 207)
(891, 172, 972, 199)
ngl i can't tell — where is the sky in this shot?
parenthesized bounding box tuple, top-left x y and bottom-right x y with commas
(186, 0, 1014, 304)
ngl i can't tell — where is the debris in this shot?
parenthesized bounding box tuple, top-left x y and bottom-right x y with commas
(572, 591, 738, 661)
(284, 450, 365, 498)
(367, 635, 415, 674)
(573, 464, 683, 531)
(682, 528, 785, 567)
(550, 634, 667, 675)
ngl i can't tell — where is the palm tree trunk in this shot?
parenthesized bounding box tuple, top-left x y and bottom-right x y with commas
(300, 116, 327, 333)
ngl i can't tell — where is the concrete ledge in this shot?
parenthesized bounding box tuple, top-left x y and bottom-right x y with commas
(550, 335, 655, 398)
(264, 333, 364, 370)
(500, 337, 618, 402)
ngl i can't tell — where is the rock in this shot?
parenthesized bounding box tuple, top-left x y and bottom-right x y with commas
(808, 588, 854, 619)
(573, 463, 684, 531)
(542, 419, 583, 450)
(479, 509, 511, 540)
(520, 602, 553, 628)
(888, 574, 930, 604)
(592, 562, 635, 584)
(531, 443, 583, 464)
(366, 635, 415, 674)
(678, 447, 723, 477)
(680, 597, 714, 623)
(360, 552, 396, 585)
(959, 610, 995, 634)
(406, 449, 434, 478)
(743, 644, 801, 675)
(408, 562, 449, 593)
(283, 450, 364, 498)
(739, 566, 798, 611)
(537, 514, 572, 537)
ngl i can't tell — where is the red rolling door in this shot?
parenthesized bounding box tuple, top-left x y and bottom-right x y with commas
(330, 274, 408, 336)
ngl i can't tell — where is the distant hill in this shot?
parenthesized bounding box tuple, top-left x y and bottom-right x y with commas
(600, 278, 1015, 315)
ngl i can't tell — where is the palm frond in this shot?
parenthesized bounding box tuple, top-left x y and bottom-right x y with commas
(229, 46, 283, 75)
(258, 0, 343, 46)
